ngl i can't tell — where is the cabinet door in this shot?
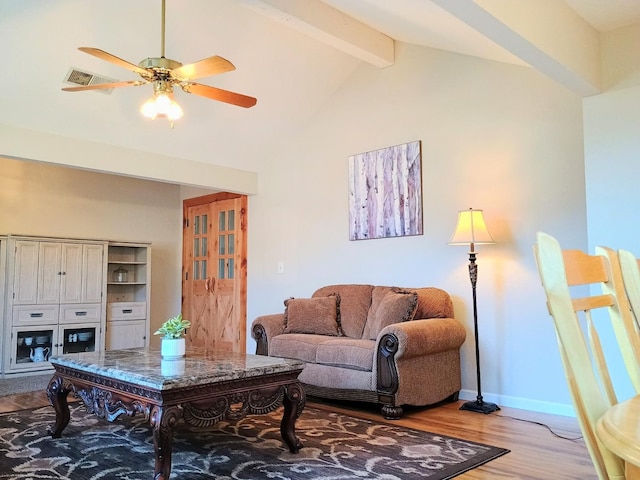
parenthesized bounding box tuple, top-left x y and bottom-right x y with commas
(37, 242, 62, 304)
(106, 320, 147, 350)
(59, 243, 83, 304)
(58, 323, 102, 354)
(13, 241, 39, 305)
(10, 326, 57, 372)
(82, 244, 104, 303)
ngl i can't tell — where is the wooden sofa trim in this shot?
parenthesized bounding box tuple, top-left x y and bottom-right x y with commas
(252, 323, 268, 356)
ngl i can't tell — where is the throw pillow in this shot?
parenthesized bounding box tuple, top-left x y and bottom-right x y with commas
(283, 294, 341, 335)
(363, 288, 418, 339)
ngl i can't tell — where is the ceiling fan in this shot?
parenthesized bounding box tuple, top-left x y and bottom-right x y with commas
(62, 0, 257, 122)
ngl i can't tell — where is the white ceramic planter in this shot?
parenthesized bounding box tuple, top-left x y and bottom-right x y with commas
(160, 337, 186, 359)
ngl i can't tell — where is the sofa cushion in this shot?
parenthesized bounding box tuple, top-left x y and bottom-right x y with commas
(313, 284, 374, 338)
(316, 338, 375, 371)
(409, 287, 455, 319)
(270, 333, 328, 362)
(283, 294, 341, 335)
(362, 287, 418, 339)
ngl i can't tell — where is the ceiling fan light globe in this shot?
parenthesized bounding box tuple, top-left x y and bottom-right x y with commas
(140, 98, 158, 120)
(167, 102, 183, 121)
(155, 93, 172, 113)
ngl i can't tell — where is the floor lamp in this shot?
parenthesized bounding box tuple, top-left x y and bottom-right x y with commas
(449, 208, 500, 414)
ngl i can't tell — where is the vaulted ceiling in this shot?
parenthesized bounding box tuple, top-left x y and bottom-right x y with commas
(1, 1, 638, 175)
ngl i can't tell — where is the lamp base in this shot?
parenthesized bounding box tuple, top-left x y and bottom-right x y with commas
(460, 399, 500, 414)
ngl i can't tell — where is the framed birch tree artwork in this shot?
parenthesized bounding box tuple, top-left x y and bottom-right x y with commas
(348, 140, 423, 240)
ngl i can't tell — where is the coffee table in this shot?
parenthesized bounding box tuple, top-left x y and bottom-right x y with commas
(46, 348, 306, 480)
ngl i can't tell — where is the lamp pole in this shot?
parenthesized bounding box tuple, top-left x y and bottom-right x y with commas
(459, 245, 500, 414)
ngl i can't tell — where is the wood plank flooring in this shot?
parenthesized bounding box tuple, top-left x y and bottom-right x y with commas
(0, 392, 596, 479)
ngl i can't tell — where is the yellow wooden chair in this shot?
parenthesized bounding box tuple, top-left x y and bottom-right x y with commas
(534, 232, 633, 480)
(596, 247, 640, 392)
(617, 248, 640, 337)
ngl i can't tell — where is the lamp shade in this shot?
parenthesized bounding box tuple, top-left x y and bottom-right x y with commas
(449, 208, 495, 251)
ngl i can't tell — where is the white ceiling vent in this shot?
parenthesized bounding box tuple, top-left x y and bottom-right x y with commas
(64, 68, 118, 94)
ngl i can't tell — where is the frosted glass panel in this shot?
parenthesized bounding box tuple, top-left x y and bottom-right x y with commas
(228, 259, 234, 279)
(228, 234, 235, 255)
(194, 261, 200, 280)
(218, 259, 225, 279)
(202, 214, 208, 234)
(194, 238, 200, 257)
(219, 212, 226, 232)
(201, 260, 207, 279)
(219, 235, 225, 255)
(202, 238, 207, 256)
(228, 210, 235, 230)
(194, 216, 200, 235)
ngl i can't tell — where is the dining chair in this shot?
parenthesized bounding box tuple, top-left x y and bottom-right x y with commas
(534, 232, 628, 479)
(596, 247, 640, 393)
(617, 248, 640, 335)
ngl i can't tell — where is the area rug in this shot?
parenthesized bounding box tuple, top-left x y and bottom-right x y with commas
(0, 404, 509, 480)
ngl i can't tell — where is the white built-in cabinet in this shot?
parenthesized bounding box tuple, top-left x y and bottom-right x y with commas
(105, 242, 151, 350)
(1, 236, 151, 377)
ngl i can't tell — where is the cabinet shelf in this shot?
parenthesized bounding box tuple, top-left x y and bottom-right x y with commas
(108, 261, 147, 265)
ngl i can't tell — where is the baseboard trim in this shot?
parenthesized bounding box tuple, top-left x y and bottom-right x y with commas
(458, 389, 575, 417)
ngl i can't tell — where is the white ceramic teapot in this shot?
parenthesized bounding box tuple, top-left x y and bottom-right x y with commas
(30, 346, 50, 362)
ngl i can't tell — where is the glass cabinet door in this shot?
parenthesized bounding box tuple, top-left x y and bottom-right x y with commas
(59, 324, 101, 354)
(12, 327, 56, 370)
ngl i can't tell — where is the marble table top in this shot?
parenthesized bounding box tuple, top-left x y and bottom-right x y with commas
(49, 348, 304, 391)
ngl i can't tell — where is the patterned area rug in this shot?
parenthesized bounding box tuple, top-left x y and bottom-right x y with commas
(0, 404, 508, 479)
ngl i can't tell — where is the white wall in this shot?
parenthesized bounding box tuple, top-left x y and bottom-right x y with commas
(248, 42, 586, 415)
(0, 157, 184, 343)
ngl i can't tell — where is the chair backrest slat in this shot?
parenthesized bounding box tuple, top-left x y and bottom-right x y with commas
(596, 247, 640, 394)
(618, 249, 640, 336)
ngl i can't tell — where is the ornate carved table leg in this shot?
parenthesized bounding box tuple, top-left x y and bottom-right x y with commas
(280, 382, 305, 453)
(150, 405, 181, 480)
(46, 375, 71, 438)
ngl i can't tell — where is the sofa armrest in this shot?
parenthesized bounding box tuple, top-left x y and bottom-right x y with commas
(251, 314, 285, 355)
(375, 318, 466, 399)
(380, 318, 467, 359)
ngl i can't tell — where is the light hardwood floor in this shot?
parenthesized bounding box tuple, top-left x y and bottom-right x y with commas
(0, 393, 596, 479)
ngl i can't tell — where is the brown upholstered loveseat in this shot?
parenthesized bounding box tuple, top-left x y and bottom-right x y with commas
(251, 284, 467, 419)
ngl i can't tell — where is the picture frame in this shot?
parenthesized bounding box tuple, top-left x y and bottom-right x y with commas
(348, 140, 423, 240)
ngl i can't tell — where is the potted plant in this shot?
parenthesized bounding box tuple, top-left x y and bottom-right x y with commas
(154, 313, 191, 359)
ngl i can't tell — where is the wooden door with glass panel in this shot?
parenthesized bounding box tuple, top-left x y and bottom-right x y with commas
(182, 194, 247, 353)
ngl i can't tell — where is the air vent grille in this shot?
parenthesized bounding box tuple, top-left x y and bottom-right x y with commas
(64, 68, 118, 94)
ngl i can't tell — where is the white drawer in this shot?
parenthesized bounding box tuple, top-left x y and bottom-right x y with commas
(13, 305, 59, 325)
(59, 304, 101, 324)
(108, 302, 146, 320)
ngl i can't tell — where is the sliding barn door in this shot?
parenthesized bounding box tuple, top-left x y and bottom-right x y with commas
(182, 193, 247, 353)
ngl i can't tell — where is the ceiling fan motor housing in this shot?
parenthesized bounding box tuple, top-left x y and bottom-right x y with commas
(139, 57, 183, 74)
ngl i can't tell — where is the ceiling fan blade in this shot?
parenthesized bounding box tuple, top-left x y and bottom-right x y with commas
(181, 83, 257, 108)
(171, 56, 235, 81)
(62, 80, 147, 92)
(78, 47, 150, 77)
